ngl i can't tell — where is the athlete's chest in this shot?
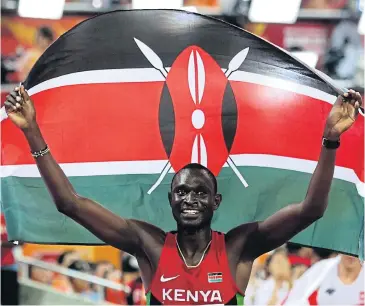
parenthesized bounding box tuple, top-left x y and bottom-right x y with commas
(317, 274, 364, 305)
(154, 261, 232, 304)
(149, 232, 238, 304)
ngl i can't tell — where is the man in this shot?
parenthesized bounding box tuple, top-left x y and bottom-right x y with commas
(4, 85, 362, 305)
(245, 248, 292, 305)
(17, 26, 55, 81)
(53, 250, 82, 293)
(122, 253, 141, 284)
(68, 260, 100, 302)
(122, 253, 147, 305)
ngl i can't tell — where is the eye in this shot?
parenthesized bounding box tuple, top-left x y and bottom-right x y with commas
(196, 190, 206, 196)
(176, 189, 186, 196)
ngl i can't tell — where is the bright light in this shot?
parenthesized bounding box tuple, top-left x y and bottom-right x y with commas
(92, 0, 103, 9)
(18, 0, 65, 19)
(359, 11, 365, 34)
(248, 0, 302, 24)
(132, 0, 183, 9)
(291, 51, 319, 68)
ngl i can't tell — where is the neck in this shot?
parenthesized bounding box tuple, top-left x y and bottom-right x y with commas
(338, 263, 361, 284)
(176, 226, 212, 257)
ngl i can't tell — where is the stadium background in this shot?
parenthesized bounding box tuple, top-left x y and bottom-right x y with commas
(1, 0, 364, 305)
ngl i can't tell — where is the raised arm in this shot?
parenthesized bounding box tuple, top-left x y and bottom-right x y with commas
(4, 86, 165, 256)
(227, 90, 362, 258)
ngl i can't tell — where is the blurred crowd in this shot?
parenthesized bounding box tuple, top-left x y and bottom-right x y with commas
(3, 231, 363, 305)
(245, 244, 364, 305)
(1, 207, 364, 305)
(2, 25, 55, 84)
(25, 250, 146, 305)
(1, 2, 364, 305)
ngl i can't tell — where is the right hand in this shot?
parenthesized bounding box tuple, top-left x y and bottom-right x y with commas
(5, 85, 36, 130)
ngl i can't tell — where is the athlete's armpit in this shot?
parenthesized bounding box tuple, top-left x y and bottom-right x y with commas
(66, 196, 166, 257)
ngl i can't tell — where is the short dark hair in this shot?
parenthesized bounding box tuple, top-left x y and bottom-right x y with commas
(171, 163, 217, 193)
(38, 26, 54, 42)
(312, 247, 334, 259)
(286, 243, 302, 254)
(57, 250, 74, 265)
(67, 260, 91, 273)
(122, 254, 139, 273)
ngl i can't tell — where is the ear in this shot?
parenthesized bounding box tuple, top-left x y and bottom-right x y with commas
(213, 194, 222, 210)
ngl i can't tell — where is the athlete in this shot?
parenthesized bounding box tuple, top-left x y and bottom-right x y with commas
(283, 255, 364, 305)
(4, 85, 362, 305)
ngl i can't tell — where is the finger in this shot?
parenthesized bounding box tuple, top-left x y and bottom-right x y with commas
(350, 103, 359, 119)
(6, 94, 17, 106)
(343, 89, 353, 101)
(348, 89, 357, 99)
(355, 92, 363, 106)
(347, 90, 361, 107)
(4, 101, 17, 112)
(20, 85, 30, 102)
(7, 94, 23, 110)
(9, 91, 18, 99)
(10, 91, 23, 105)
(341, 90, 351, 103)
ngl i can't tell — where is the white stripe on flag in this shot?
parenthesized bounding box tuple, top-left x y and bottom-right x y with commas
(1, 154, 363, 197)
(0, 67, 337, 121)
(229, 71, 337, 104)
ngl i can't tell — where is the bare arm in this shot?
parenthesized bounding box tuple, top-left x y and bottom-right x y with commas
(5, 86, 165, 256)
(245, 146, 336, 257)
(227, 90, 362, 259)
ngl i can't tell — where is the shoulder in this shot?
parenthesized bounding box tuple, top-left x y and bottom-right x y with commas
(225, 222, 259, 247)
(223, 222, 260, 260)
(127, 220, 167, 285)
(128, 219, 167, 247)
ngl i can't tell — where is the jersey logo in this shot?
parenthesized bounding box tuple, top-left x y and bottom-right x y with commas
(325, 288, 335, 295)
(208, 272, 223, 283)
(160, 274, 180, 282)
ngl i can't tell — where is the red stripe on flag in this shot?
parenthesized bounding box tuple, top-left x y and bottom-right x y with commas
(230, 82, 364, 181)
(1, 82, 167, 165)
(1, 81, 364, 184)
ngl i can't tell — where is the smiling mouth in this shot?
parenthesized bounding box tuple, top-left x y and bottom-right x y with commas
(181, 209, 200, 216)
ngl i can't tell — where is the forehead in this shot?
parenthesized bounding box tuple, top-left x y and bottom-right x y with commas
(172, 168, 214, 190)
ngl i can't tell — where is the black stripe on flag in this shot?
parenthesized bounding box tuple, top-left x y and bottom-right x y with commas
(25, 9, 336, 96)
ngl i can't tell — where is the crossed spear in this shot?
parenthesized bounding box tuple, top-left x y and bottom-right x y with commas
(133, 38, 250, 194)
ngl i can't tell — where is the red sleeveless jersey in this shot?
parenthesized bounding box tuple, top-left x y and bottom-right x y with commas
(146, 231, 244, 305)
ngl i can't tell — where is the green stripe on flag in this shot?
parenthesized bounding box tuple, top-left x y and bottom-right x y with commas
(1, 167, 362, 256)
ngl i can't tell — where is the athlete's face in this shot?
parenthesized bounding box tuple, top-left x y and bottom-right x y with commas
(169, 168, 221, 229)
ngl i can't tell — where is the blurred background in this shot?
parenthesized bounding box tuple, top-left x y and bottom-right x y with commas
(1, 0, 364, 305)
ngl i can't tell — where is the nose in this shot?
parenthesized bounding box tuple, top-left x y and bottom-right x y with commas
(184, 191, 198, 205)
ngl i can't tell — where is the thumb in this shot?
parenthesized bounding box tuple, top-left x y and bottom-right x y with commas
(334, 92, 348, 107)
(20, 85, 31, 102)
(350, 101, 360, 120)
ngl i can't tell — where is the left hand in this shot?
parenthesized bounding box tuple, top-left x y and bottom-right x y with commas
(324, 89, 362, 140)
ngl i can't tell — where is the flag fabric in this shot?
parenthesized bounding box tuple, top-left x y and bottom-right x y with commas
(0, 10, 363, 257)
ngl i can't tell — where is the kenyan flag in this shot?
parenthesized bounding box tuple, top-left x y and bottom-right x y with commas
(1, 10, 363, 258)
